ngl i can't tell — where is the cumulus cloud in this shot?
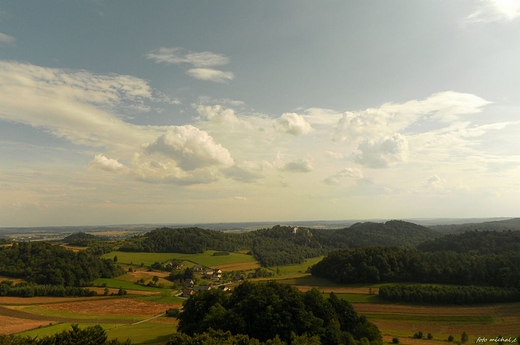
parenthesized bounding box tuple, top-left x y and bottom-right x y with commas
(88, 154, 126, 172)
(133, 159, 220, 185)
(422, 175, 447, 190)
(355, 134, 409, 168)
(144, 125, 234, 171)
(466, 0, 520, 23)
(323, 167, 364, 185)
(187, 68, 234, 83)
(275, 113, 313, 135)
(0, 32, 16, 44)
(222, 164, 264, 183)
(282, 159, 313, 173)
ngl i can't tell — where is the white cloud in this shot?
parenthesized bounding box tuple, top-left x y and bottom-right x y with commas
(323, 167, 364, 185)
(88, 154, 126, 172)
(187, 68, 234, 83)
(334, 91, 490, 142)
(147, 47, 233, 83)
(355, 134, 409, 168)
(466, 0, 520, 23)
(147, 47, 229, 67)
(144, 125, 234, 171)
(0, 32, 15, 44)
(282, 159, 313, 173)
(275, 112, 313, 136)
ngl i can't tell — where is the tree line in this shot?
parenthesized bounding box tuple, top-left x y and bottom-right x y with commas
(379, 284, 520, 304)
(0, 280, 97, 297)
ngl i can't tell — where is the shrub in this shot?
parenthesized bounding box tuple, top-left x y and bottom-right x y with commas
(392, 337, 400, 344)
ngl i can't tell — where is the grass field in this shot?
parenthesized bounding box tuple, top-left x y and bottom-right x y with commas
(102, 250, 258, 270)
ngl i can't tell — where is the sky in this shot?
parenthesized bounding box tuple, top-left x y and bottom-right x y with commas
(1, 1, 520, 226)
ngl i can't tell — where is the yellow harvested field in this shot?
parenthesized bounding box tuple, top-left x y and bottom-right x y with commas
(0, 315, 55, 335)
(213, 262, 261, 271)
(351, 302, 508, 316)
(42, 298, 179, 316)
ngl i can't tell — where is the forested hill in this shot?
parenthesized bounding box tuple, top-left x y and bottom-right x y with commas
(417, 229, 520, 254)
(0, 242, 124, 286)
(429, 217, 520, 234)
(118, 221, 440, 266)
(330, 220, 438, 248)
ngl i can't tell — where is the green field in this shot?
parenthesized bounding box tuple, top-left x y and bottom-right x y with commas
(271, 256, 324, 275)
(102, 250, 257, 268)
(92, 278, 172, 292)
(19, 323, 120, 338)
(106, 321, 177, 344)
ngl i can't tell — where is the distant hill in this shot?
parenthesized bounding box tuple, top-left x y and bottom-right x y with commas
(333, 220, 440, 248)
(429, 218, 520, 234)
(117, 220, 440, 266)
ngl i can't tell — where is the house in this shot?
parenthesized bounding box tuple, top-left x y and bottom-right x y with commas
(192, 264, 204, 272)
(195, 285, 213, 292)
(182, 288, 194, 297)
(183, 279, 194, 287)
(213, 269, 222, 278)
(218, 285, 230, 292)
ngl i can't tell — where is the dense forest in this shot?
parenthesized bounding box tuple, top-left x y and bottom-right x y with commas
(117, 221, 440, 266)
(176, 281, 382, 345)
(310, 246, 520, 289)
(429, 218, 520, 234)
(417, 229, 520, 254)
(0, 242, 124, 287)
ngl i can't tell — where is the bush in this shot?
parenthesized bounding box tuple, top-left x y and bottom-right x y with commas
(414, 331, 423, 339)
(392, 337, 400, 344)
(427, 333, 433, 340)
(448, 335, 454, 342)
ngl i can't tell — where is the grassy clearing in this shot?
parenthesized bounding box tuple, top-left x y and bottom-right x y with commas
(335, 293, 382, 303)
(270, 256, 324, 275)
(107, 320, 177, 344)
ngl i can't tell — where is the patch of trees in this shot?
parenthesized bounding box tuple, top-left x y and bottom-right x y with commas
(0, 242, 125, 287)
(417, 230, 520, 254)
(62, 232, 107, 246)
(119, 227, 250, 253)
(176, 280, 382, 345)
(310, 247, 520, 289)
(166, 329, 322, 345)
(379, 284, 520, 304)
(0, 324, 131, 344)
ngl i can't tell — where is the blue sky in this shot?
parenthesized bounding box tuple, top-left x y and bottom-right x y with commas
(1, 1, 520, 226)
